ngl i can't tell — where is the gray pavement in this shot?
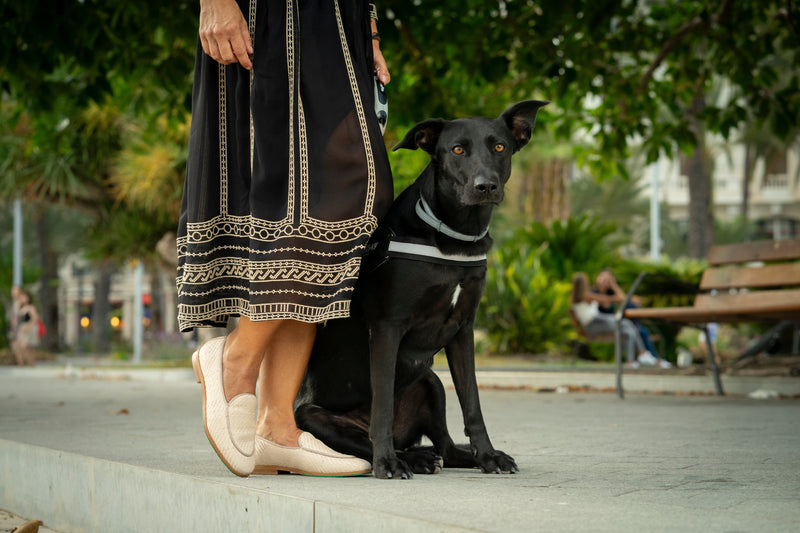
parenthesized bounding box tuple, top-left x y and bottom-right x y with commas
(1, 368, 799, 532)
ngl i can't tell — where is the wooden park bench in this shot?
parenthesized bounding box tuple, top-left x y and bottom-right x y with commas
(613, 238, 800, 398)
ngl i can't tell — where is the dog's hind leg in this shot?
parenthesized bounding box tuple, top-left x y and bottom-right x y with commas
(395, 370, 479, 470)
(295, 404, 373, 461)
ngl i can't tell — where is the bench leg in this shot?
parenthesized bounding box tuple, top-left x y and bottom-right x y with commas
(792, 322, 800, 355)
(702, 325, 725, 396)
(614, 319, 624, 399)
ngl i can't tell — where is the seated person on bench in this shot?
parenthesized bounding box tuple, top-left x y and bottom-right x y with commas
(571, 272, 670, 368)
(593, 269, 666, 367)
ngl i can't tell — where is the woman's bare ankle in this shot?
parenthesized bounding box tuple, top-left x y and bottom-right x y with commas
(256, 423, 303, 447)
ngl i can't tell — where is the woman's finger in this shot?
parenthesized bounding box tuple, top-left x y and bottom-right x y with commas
(373, 48, 391, 85)
(232, 23, 253, 69)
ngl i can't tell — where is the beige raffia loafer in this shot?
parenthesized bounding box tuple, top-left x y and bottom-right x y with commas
(252, 432, 371, 477)
(192, 336, 256, 477)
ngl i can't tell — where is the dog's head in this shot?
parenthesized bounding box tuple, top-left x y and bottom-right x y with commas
(393, 100, 548, 206)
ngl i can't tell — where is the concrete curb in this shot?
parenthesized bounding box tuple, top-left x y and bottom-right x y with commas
(0, 439, 472, 533)
(3, 365, 798, 397)
(454, 370, 800, 397)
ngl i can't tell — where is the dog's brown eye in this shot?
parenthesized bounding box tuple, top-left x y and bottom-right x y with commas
(452, 145, 465, 155)
(494, 143, 505, 153)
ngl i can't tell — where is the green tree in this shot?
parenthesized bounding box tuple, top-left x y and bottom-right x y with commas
(379, 0, 800, 256)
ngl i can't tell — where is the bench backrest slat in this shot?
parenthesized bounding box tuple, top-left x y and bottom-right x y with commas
(700, 263, 800, 290)
(707, 239, 800, 266)
(694, 289, 800, 315)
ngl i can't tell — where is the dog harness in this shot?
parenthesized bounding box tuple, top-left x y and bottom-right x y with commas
(364, 195, 489, 269)
(386, 240, 487, 267)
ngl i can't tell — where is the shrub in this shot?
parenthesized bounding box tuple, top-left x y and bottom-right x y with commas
(479, 215, 624, 355)
(478, 243, 573, 355)
(507, 215, 620, 281)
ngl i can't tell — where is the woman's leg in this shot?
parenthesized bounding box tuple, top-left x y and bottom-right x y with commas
(221, 317, 282, 402)
(11, 341, 24, 366)
(586, 315, 641, 363)
(255, 320, 316, 447)
(620, 319, 645, 362)
(583, 314, 614, 337)
(23, 345, 36, 366)
(221, 317, 323, 447)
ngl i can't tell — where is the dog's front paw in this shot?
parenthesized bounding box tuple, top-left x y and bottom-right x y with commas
(478, 450, 519, 474)
(398, 447, 443, 475)
(372, 454, 414, 479)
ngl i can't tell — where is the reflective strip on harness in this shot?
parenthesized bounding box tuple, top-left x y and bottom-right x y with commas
(386, 240, 487, 267)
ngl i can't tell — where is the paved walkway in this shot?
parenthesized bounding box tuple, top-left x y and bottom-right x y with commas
(1, 368, 799, 532)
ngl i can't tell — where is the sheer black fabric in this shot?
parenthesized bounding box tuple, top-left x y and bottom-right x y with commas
(177, 0, 393, 330)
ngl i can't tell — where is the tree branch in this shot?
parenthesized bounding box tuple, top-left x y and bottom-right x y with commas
(637, 0, 735, 94)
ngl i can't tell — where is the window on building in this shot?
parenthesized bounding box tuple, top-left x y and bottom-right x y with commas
(766, 151, 788, 175)
(755, 217, 799, 241)
(763, 152, 788, 189)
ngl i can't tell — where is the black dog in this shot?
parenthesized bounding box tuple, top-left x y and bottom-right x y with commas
(296, 100, 548, 479)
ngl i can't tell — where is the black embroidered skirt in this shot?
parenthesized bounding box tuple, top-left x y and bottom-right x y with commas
(176, 0, 393, 331)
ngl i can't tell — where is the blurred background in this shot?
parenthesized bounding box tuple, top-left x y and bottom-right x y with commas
(1, 0, 798, 368)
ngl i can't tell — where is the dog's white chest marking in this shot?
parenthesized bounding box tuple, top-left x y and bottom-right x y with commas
(451, 284, 462, 308)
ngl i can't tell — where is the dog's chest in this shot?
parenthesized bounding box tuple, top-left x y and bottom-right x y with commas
(399, 279, 481, 348)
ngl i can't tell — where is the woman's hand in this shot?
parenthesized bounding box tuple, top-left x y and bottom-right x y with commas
(374, 45, 390, 85)
(199, 0, 254, 70)
(371, 19, 390, 84)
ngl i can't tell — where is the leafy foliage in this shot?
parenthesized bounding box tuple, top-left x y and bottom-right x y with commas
(508, 215, 620, 281)
(379, 0, 800, 172)
(111, 113, 191, 221)
(610, 257, 705, 309)
(478, 245, 574, 355)
(479, 215, 620, 354)
(0, 1, 197, 117)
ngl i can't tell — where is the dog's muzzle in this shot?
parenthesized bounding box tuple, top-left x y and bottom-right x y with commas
(470, 175, 504, 204)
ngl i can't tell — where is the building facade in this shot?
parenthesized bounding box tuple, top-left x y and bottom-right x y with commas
(652, 139, 800, 242)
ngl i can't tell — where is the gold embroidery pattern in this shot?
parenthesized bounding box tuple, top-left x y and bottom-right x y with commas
(177, 241, 367, 259)
(181, 298, 352, 324)
(248, 0, 256, 174)
(218, 64, 228, 215)
(181, 215, 376, 245)
(180, 256, 362, 286)
(286, 0, 296, 222)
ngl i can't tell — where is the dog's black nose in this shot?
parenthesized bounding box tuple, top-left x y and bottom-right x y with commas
(474, 176, 498, 194)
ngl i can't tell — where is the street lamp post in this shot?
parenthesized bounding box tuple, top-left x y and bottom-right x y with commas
(13, 198, 23, 287)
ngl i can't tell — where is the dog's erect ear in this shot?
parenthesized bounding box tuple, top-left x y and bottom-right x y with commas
(499, 100, 549, 153)
(392, 119, 446, 154)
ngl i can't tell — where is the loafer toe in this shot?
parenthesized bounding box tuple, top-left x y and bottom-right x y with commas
(192, 336, 256, 476)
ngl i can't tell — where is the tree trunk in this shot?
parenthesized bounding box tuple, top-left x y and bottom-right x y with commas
(92, 259, 113, 353)
(34, 205, 59, 352)
(686, 91, 714, 259)
(149, 269, 163, 332)
(741, 143, 752, 228)
(528, 159, 569, 224)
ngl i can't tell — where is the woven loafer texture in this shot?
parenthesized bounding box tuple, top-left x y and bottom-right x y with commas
(192, 336, 256, 477)
(253, 432, 371, 476)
